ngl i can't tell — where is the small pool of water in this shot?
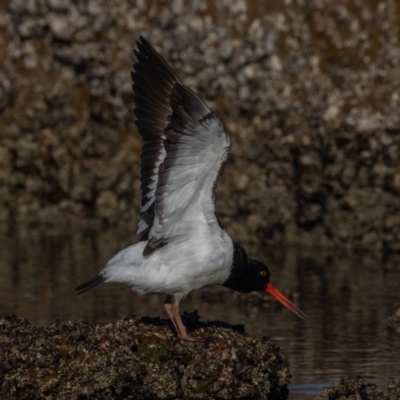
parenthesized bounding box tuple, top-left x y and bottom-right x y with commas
(289, 383, 332, 398)
(1, 226, 399, 398)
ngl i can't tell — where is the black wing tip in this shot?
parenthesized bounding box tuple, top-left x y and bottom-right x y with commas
(75, 275, 105, 295)
(139, 35, 148, 45)
(132, 35, 181, 84)
(133, 35, 146, 48)
(134, 35, 152, 57)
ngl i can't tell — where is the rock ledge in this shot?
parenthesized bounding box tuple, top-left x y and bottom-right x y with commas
(0, 313, 290, 400)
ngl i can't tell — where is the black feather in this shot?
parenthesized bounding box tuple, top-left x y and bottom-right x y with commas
(75, 275, 105, 295)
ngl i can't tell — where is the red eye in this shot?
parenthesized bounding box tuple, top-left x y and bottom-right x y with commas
(260, 271, 267, 277)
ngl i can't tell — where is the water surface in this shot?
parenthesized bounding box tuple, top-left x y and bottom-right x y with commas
(0, 226, 399, 399)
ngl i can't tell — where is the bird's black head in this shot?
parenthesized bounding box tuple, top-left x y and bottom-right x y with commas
(222, 243, 270, 293)
(223, 242, 306, 320)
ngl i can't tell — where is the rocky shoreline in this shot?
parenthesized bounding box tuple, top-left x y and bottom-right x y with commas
(316, 376, 400, 400)
(1, 314, 399, 399)
(1, 0, 400, 252)
(0, 314, 290, 400)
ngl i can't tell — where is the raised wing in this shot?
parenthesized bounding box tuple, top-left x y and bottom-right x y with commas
(132, 37, 230, 256)
(132, 37, 181, 239)
(144, 84, 230, 255)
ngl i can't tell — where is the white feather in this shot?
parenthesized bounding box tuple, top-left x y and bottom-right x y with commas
(100, 212, 233, 298)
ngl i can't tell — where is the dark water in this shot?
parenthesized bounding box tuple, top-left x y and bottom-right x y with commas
(1, 226, 400, 399)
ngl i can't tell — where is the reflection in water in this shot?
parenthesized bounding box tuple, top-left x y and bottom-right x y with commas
(0, 226, 400, 397)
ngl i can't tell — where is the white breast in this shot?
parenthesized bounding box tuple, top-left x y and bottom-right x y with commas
(100, 214, 233, 298)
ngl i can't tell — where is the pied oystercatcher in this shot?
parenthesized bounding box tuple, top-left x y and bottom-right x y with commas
(76, 37, 306, 341)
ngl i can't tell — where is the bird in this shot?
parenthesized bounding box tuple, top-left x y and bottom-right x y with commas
(76, 36, 306, 341)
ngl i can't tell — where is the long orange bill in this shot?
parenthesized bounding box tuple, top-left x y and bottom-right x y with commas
(266, 283, 306, 320)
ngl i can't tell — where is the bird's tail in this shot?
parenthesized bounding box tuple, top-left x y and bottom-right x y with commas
(75, 275, 105, 295)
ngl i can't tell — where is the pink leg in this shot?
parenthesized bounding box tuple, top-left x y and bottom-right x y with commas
(163, 295, 199, 341)
(163, 295, 180, 334)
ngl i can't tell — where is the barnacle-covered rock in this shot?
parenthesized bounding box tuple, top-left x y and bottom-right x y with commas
(0, 313, 291, 400)
(0, 0, 399, 252)
(315, 376, 400, 400)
